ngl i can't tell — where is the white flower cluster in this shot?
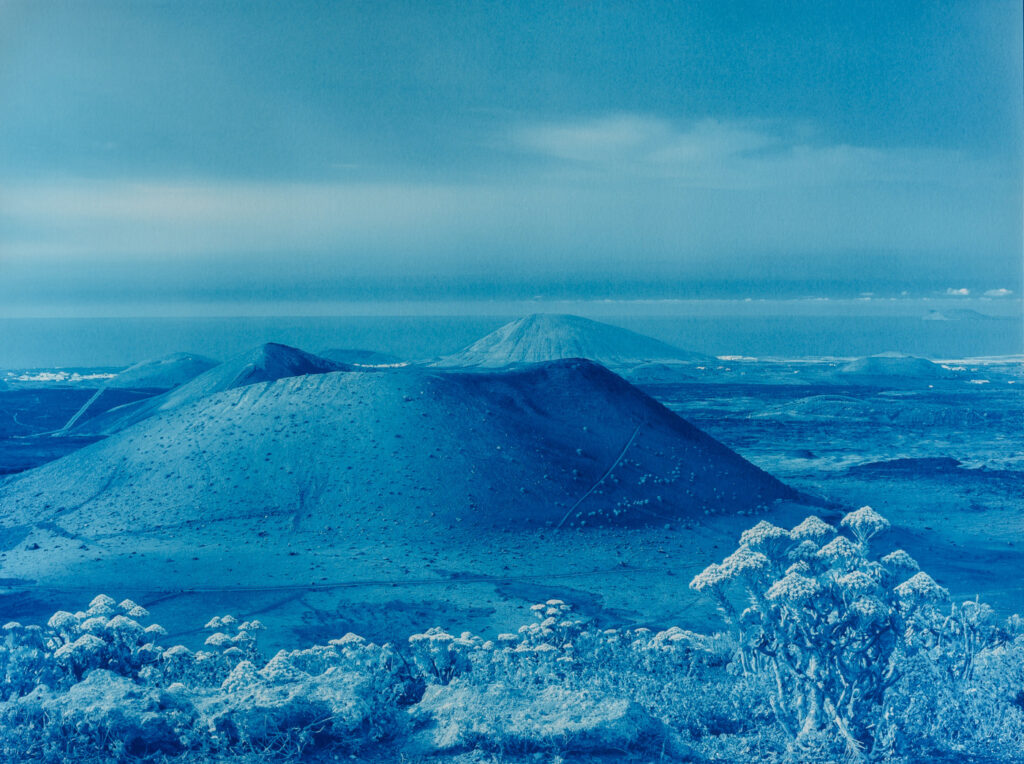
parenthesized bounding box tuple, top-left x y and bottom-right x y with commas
(765, 572, 822, 604)
(882, 549, 919, 572)
(789, 515, 837, 543)
(0, 570, 1020, 763)
(894, 572, 949, 604)
(840, 505, 891, 545)
(685, 507, 1014, 758)
(739, 520, 789, 553)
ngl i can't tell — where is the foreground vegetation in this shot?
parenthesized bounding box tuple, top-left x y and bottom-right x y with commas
(2, 508, 1022, 762)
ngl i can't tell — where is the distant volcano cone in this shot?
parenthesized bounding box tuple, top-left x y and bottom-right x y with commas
(435, 314, 705, 368)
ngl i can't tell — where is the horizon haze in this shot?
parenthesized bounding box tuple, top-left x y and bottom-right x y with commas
(1, 1, 1022, 314)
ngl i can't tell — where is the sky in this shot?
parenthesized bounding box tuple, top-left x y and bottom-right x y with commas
(0, 0, 1021, 315)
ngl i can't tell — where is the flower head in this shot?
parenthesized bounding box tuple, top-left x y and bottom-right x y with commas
(86, 595, 117, 617)
(739, 521, 789, 554)
(328, 633, 365, 647)
(788, 539, 821, 562)
(690, 562, 729, 593)
(47, 611, 79, 633)
(850, 596, 888, 624)
(790, 516, 836, 543)
(204, 632, 233, 648)
(881, 549, 919, 572)
(765, 572, 822, 604)
(895, 572, 948, 604)
(841, 506, 890, 544)
(817, 536, 862, 568)
(837, 570, 878, 595)
(106, 615, 144, 639)
(721, 546, 771, 578)
(54, 633, 105, 661)
(89, 594, 116, 610)
(785, 560, 812, 576)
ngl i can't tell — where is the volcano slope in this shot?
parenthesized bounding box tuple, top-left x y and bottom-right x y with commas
(108, 352, 219, 390)
(435, 313, 706, 368)
(70, 343, 351, 436)
(55, 352, 222, 436)
(0, 359, 814, 647)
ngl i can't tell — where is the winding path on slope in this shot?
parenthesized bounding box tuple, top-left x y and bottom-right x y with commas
(56, 387, 107, 435)
(555, 416, 646, 530)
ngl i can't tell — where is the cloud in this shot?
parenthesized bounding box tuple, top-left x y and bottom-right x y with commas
(0, 180, 505, 259)
(983, 288, 1014, 297)
(510, 114, 1003, 190)
(1, 173, 1010, 268)
(513, 115, 776, 172)
(1, 115, 1019, 306)
(945, 288, 971, 296)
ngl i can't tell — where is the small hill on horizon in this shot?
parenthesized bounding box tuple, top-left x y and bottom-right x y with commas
(69, 343, 352, 436)
(434, 314, 705, 368)
(108, 352, 219, 389)
(751, 395, 876, 421)
(836, 352, 955, 380)
(318, 348, 406, 367)
(622, 362, 697, 384)
(922, 309, 996, 322)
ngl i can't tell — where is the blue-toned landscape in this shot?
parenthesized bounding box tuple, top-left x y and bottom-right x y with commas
(1, 312, 1022, 762)
(1, 1, 1022, 762)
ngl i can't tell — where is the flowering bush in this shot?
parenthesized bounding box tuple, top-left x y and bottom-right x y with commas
(0, 597, 408, 761)
(690, 507, 1024, 761)
(0, 509, 1021, 762)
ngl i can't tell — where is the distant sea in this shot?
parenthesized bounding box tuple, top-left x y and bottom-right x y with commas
(0, 314, 1020, 368)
